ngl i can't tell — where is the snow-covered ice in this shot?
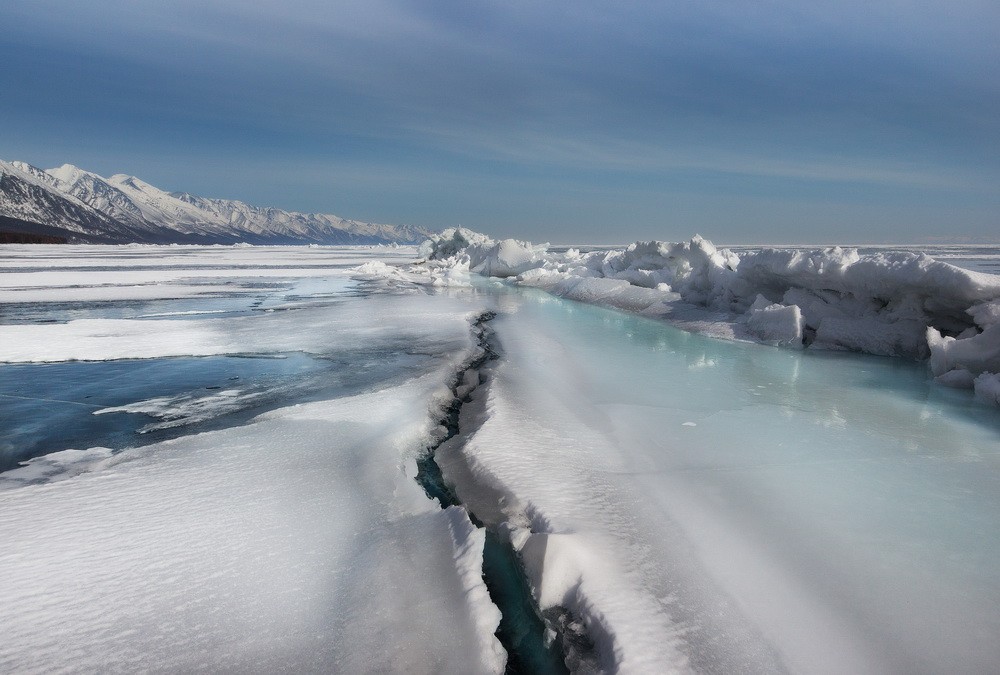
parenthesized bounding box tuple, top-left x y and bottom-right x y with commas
(0, 374, 504, 673)
(0, 243, 418, 305)
(0, 244, 505, 673)
(2, 240, 1000, 673)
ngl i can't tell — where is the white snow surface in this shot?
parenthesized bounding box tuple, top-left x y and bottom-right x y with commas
(420, 229, 1000, 402)
(0, 374, 504, 673)
(0, 245, 506, 673)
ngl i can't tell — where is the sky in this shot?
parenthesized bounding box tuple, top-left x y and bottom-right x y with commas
(2, 0, 998, 243)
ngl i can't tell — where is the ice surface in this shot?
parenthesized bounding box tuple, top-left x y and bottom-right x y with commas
(0, 243, 416, 305)
(0, 447, 115, 487)
(0, 320, 504, 674)
(439, 291, 1000, 673)
(0, 353, 357, 472)
(0, 244, 506, 673)
(0, 290, 482, 362)
(93, 388, 274, 433)
(4, 241, 1000, 673)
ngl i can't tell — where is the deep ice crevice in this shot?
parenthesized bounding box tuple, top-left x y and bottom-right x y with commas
(429, 315, 631, 674)
(416, 311, 570, 674)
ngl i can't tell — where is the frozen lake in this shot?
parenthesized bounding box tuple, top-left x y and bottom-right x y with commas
(1, 244, 998, 673)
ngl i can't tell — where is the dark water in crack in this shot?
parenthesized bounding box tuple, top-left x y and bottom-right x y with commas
(417, 449, 568, 675)
(415, 313, 568, 675)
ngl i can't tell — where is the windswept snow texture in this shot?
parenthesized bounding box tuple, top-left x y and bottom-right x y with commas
(0, 245, 505, 674)
(420, 228, 1000, 404)
(0, 376, 503, 673)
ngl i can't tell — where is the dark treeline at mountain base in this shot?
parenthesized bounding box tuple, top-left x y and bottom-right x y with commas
(0, 216, 67, 243)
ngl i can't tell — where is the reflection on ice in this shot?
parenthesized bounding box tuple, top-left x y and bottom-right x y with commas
(448, 292, 1000, 673)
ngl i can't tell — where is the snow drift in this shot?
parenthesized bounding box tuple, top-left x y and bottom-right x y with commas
(419, 228, 1000, 403)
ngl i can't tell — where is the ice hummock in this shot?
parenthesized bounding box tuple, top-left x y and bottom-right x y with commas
(418, 229, 1000, 404)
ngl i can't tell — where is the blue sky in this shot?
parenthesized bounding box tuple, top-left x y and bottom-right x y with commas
(3, 0, 998, 243)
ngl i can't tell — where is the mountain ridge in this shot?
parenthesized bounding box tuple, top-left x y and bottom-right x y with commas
(0, 159, 433, 245)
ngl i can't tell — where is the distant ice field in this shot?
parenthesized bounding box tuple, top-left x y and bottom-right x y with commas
(1, 242, 998, 673)
(731, 244, 1000, 276)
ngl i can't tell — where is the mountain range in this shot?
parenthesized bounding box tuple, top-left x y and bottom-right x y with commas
(0, 159, 432, 245)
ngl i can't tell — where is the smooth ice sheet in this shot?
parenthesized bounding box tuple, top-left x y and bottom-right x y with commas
(0, 244, 417, 305)
(442, 289, 1000, 673)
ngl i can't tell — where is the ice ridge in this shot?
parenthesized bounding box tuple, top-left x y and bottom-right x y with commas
(417, 228, 1000, 405)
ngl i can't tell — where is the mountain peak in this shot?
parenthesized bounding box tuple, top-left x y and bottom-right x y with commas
(108, 173, 142, 186)
(45, 163, 93, 186)
(5, 161, 66, 190)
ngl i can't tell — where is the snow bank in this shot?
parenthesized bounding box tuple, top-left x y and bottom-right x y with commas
(419, 226, 495, 260)
(745, 295, 805, 347)
(419, 230, 1000, 403)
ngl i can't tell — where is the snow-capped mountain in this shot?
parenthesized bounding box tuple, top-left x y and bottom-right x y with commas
(0, 159, 432, 244)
